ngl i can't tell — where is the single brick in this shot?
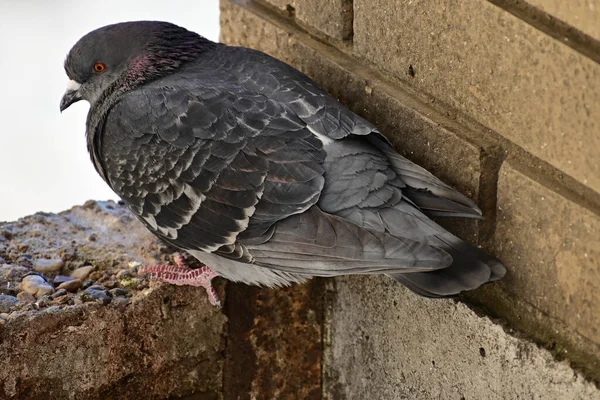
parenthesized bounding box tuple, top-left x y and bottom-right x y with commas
(260, 0, 353, 40)
(493, 164, 600, 344)
(354, 0, 600, 194)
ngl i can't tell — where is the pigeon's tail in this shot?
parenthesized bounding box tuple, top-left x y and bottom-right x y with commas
(375, 203, 506, 297)
(388, 236, 505, 297)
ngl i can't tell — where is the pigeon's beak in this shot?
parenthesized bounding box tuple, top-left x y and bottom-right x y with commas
(60, 80, 83, 112)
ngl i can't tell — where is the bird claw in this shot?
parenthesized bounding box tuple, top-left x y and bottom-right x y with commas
(138, 255, 221, 308)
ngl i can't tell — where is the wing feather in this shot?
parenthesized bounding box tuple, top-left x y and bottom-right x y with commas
(102, 82, 326, 258)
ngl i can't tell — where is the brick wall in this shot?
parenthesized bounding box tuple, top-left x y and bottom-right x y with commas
(220, 0, 600, 397)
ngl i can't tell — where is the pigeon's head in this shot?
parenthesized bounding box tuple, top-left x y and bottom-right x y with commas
(60, 21, 213, 112)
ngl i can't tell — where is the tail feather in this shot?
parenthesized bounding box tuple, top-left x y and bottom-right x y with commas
(389, 239, 505, 297)
(379, 204, 506, 296)
(402, 188, 483, 219)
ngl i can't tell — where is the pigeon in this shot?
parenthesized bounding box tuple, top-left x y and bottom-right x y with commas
(60, 21, 506, 305)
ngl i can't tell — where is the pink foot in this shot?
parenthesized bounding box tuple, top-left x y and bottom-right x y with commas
(138, 255, 221, 308)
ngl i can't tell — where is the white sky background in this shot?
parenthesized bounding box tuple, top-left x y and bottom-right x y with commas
(0, 0, 220, 222)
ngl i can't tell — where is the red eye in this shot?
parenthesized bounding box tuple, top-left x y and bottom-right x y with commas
(93, 62, 106, 73)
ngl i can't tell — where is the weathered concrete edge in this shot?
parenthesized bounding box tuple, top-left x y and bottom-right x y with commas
(221, 0, 600, 385)
(464, 284, 600, 387)
(323, 277, 600, 399)
(0, 284, 226, 399)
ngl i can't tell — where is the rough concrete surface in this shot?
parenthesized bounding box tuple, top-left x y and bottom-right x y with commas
(526, 0, 600, 41)
(0, 201, 226, 399)
(353, 0, 600, 195)
(0, 285, 225, 400)
(324, 276, 600, 400)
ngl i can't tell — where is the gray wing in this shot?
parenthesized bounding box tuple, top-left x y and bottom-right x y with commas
(225, 47, 505, 295)
(99, 79, 451, 280)
(227, 46, 482, 218)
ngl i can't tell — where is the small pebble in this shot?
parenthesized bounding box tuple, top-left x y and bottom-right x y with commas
(83, 199, 97, 209)
(17, 291, 35, 303)
(21, 275, 55, 297)
(6, 311, 19, 320)
(86, 284, 106, 291)
(136, 279, 150, 290)
(17, 255, 33, 266)
(80, 287, 112, 305)
(51, 289, 68, 299)
(0, 264, 30, 282)
(0, 294, 19, 313)
(57, 279, 82, 293)
(82, 279, 94, 290)
(110, 288, 128, 297)
(0, 313, 9, 319)
(112, 297, 130, 305)
(19, 303, 34, 312)
(43, 306, 61, 314)
(51, 295, 70, 305)
(103, 279, 117, 289)
(116, 269, 132, 279)
(53, 275, 76, 285)
(34, 295, 51, 308)
(119, 277, 137, 289)
(88, 271, 103, 281)
(33, 258, 64, 273)
(70, 266, 95, 280)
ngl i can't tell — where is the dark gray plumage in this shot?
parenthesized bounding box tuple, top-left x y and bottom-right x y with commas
(60, 21, 505, 296)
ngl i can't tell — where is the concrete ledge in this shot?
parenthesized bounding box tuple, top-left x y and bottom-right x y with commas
(324, 276, 600, 400)
(0, 285, 225, 400)
(0, 202, 226, 399)
(0, 199, 328, 400)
